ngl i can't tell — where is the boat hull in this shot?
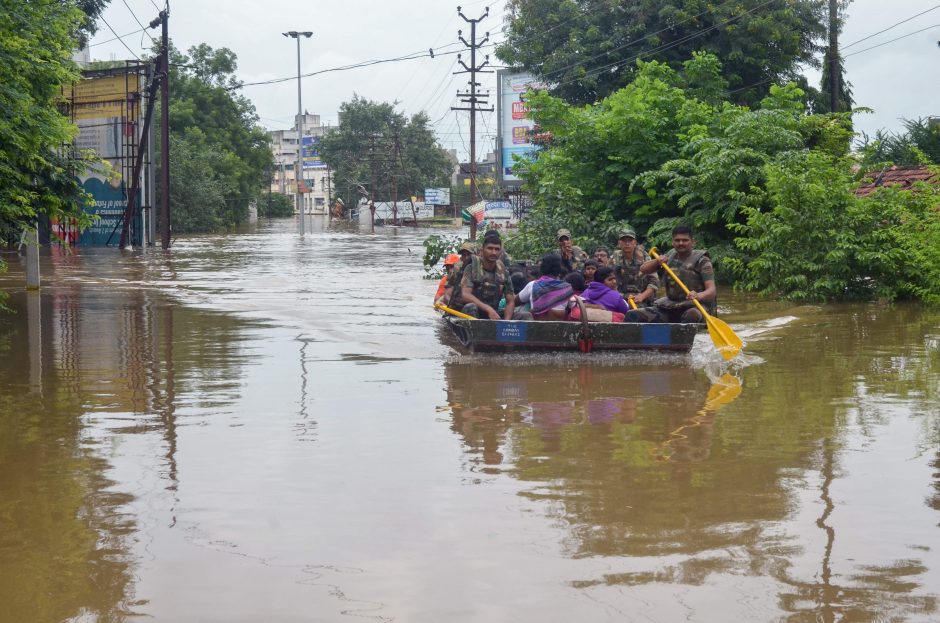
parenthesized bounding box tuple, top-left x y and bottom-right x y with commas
(444, 317, 698, 353)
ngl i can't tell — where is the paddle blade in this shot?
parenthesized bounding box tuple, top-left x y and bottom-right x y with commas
(704, 314, 743, 360)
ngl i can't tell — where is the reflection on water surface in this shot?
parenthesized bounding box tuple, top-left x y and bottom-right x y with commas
(1, 218, 939, 622)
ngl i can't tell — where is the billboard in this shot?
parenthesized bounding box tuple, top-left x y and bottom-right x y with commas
(424, 187, 451, 205)
(302, 136, 327, 169)
(497, 71, 545, 185)
(66, 69, 150, 246)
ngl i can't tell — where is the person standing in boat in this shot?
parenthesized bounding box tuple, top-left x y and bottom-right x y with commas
(609, 229, 659, 307)
(627, 224, 716, 323)
(459, 232, 529, 320)
(552, 228, 589, 273)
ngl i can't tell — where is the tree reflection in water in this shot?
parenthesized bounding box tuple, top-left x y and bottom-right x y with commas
(443, 351, 939, 621)
(0, 269, 256, 621)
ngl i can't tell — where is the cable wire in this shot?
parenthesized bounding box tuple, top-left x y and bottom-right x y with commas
(99, 14, 141, 60)
(842, 3, 940, 50)
(844, 22, 940, 58)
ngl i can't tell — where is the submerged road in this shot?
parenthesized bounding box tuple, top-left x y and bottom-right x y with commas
(1, 216, 939, 622)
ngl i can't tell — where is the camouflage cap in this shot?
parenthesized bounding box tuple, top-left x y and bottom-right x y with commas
(557, 228, 572, 240)
(458, 241, 477, 253)
(618, 229, 637, 240)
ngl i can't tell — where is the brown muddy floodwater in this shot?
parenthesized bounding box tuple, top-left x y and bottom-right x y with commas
(1, 217, 939, 622)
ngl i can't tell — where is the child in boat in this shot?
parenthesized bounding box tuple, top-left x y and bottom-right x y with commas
(499, 272, 531, 314)
(582, 259, 598, 283)
(581, 267, 631, 315)
(434, 254, 462, 305)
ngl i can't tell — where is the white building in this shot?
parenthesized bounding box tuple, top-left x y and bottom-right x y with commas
(269, 113, 334, 215)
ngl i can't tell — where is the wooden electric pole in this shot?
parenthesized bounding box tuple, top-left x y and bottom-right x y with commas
(452, 5, 493, 241)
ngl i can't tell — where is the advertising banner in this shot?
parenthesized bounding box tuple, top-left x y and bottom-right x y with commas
(302, 136, 327, 169)
(497, 71, 545, 184)
(68, 72, 146, 245)
(424, 187, 451, 205)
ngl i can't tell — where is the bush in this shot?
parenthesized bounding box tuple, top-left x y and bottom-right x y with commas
(729, 153, 940, 302)
(259, 193, 294, 218)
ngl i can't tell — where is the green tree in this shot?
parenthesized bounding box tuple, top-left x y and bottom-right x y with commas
(858, 118, 940, 168)
(162, 43, 273, 233)
(496, 0, 827, 107)
(74, 0, 110, 45)
(259, 192, 295, 218)
(728, 152, 940, 303)
(1, 0, 97, 304)
(318, 96, 452, 210)
(504, 56, 727, 259)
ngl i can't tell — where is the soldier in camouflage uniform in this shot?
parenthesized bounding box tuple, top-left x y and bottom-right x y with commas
(609, 229, 659, 307)
(551, 228, 589, 273)
(445, 241, 478, 311)
(459, 233, 530, 320)
(626, 225, 716, 324)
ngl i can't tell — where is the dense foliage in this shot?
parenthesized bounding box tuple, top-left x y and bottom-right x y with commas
(729, 153, 940, 303)
(496, 0, 828, 107)
(258, 192, 295, 218)
(857, 118, 940, 168)
(505, 53, 940, 304)
(163, 44, 273, 233)
(0, 0, 94, 238)
(318, 96, 453, 210)
(0, 0, 100, 306)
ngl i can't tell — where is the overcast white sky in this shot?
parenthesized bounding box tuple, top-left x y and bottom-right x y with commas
(87, 0, 940, 160)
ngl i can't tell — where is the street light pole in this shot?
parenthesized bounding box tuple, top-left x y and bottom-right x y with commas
(283, 30, 313, 235)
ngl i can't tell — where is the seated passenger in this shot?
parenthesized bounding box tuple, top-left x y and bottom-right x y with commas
(564, 271, 586, 296)
(517, 254, 573, 320)
(593, 247, 610, 266)
(581, 267, 631, 315)
(582, 259, 598, 283)
(434, 254, 462, 306)
(499, 272, 531, 313)
(459, 232, 531, 320)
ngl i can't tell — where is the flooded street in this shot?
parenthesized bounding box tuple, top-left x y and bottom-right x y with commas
(2, 217, 939, 622)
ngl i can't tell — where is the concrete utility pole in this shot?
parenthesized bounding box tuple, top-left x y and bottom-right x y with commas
(829, 0, 840, 113)
(367, 133, 380, 233)
(452, 5, 493, 242)
(25, 225, 40, 290)
(283, 30, 313, 235)
(159, 10, 170, 250)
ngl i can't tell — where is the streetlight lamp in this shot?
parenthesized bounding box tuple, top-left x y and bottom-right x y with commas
(283, 30, 313, 235)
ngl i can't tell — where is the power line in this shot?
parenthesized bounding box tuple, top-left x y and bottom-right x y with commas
(844, 22, 940, 58)
(99, 14, 141, 60)
(89, 26, 147, 47)
(121, 0, 158, 46)
(842, 3, 940, 50)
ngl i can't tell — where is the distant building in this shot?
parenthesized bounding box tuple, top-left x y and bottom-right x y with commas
(855, 165, 937, 198)
(269, 112, 334, 215)
(454, 151, 498, 204)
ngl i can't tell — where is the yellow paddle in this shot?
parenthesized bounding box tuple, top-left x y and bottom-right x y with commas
(627, 295, 638, 310)
(649, 247, 742, 360)
(434, 303, 476, 320)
